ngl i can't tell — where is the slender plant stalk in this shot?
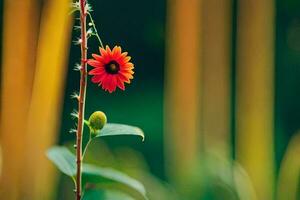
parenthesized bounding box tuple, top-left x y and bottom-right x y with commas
(87, 12, 104, 48)
(76, 0, 87, 199)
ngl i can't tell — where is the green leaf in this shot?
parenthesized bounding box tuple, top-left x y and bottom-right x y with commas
(97, 123, 145, 141)
(46, 146, 76, 177)
(82, 164, 148, 200)
(47, 147, 148, 199)
(83, 189, 135, 200)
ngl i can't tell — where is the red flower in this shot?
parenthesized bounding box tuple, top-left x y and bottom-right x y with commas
(87, 45, 134, 93)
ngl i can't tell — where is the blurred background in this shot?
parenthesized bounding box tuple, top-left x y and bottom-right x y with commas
(1, 0, 300, 199)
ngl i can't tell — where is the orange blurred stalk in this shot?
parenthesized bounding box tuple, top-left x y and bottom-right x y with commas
(164, 0, 202, 185)
(202, 0, 232, 157)
(235, 0, 275, 199)
(0, 0, 38, 199)
(21, 0, 72, 199)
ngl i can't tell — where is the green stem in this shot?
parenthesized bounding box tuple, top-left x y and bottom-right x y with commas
(82, 135, 92, 159)
(87, 12, 104, 48)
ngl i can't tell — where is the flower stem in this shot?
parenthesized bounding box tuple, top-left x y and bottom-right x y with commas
(82, 136, 92, 159)
(87, 12, 104, 48)
(76, 0, 88, 199)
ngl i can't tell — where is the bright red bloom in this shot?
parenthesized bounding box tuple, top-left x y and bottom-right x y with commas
(87, 45, 134, 93)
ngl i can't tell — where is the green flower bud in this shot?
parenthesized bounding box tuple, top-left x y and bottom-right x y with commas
(88, 111, 107, 134)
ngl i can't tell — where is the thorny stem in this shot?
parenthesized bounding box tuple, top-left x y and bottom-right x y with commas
(76, 0, 87, 199)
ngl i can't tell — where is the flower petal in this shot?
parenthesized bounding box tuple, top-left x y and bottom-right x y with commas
(124, 56, 131, 62)
(105, 45, 112, 55)
(87, 59, 102, 67)
(124, 63, 134, 69)
(121, 52, 128, 58)
(116, 77, 125, 90)
(91, 75, 102, 83)
(91, 54, 105, 63)
(102, 75, 117, 93)
(118, 73, 132, 83)
(112, 46, 122, 57)
(100, 47, 108, 57)
(89, 67, 105, 75)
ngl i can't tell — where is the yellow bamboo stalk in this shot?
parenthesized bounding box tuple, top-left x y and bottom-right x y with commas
(0, 1, 38, 199)
(277, 132, 300, 200)
(202, 0, 232, 157)
(236, 0, 275, 199)
(164, 0, 202, 184)
(21, 0, 72, 199)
